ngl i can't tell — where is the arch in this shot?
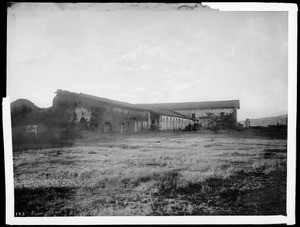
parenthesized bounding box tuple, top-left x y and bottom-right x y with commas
(166, 117, 169, 130)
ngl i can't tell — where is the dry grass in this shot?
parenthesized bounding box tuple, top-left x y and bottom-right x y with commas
(13, 130, 287, 216)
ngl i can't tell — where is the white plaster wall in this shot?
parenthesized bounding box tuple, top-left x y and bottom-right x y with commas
(158, 115, 192, 131)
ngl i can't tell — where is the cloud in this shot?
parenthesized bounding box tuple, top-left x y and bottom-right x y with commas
(13, 49, 46, 62)
(115, 44, 165, 71)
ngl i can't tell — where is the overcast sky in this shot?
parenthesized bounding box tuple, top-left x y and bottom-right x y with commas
(7, 3, 288, 120)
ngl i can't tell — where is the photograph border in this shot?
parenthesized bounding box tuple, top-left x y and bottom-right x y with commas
(3, 2, 297, 225)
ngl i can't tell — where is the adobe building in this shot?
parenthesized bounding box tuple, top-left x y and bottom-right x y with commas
(52, 90, 193, 133)
(53, 90, 149, 133)
(136, 100, 240, 129)
(52, 90, 239, 133)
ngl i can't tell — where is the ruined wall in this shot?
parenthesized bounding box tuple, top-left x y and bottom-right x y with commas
(73, 107, 92, 123)
(52, 90, 150, 133)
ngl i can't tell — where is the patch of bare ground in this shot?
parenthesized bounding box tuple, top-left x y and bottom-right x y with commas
(150, 169, 286, 215)
(13, 130, 287, 216)
(15, 187, 79, 216)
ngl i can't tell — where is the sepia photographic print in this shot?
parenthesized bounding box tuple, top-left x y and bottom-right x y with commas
(4, 2, 297, 225)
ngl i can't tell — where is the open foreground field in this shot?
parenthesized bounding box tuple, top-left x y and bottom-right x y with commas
(13, 130, 287, 216)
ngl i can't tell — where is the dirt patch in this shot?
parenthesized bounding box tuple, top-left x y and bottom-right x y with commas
(264, 149, 287, 153)
(150, 169, 286, 215)
(262, 148, 287, 159)
(15, 187, 79, 216)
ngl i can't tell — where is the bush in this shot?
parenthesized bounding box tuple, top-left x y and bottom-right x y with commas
(156, 171, 181, 194)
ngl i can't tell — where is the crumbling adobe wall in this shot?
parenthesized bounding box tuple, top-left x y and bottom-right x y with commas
(73, 107, 91, 123)
(51, 90, 105, 131)
(52, 90, 150, 133)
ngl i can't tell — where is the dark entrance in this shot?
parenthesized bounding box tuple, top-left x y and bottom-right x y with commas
(104, 122, 111, 133)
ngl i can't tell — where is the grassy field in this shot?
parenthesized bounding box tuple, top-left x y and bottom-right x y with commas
(13, 130, 287, 216)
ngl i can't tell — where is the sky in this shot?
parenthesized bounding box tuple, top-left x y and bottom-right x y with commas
(7, 3, 289, 121)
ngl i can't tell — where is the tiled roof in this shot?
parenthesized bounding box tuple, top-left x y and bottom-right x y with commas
(135, 100, 240, 110)
(147, 107, 192, 119)
(79, 92, 140, 109)
(55, 90, 238, 119)
(55, 90, 141, 110)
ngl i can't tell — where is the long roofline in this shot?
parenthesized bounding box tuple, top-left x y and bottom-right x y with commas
(55, 90, 145, 110)
(79, 92, 140, 109)
(55, 90, 239, 119)
(78, 93, 192, 119)
(135, 100, 240, 110)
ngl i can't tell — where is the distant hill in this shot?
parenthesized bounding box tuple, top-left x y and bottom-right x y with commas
(11, 99, 39, 111)
(10, 99, 46, 127)
(239, 114, 288, 127)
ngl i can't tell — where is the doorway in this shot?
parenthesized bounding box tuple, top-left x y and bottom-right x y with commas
(104, 122, 111, 133)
